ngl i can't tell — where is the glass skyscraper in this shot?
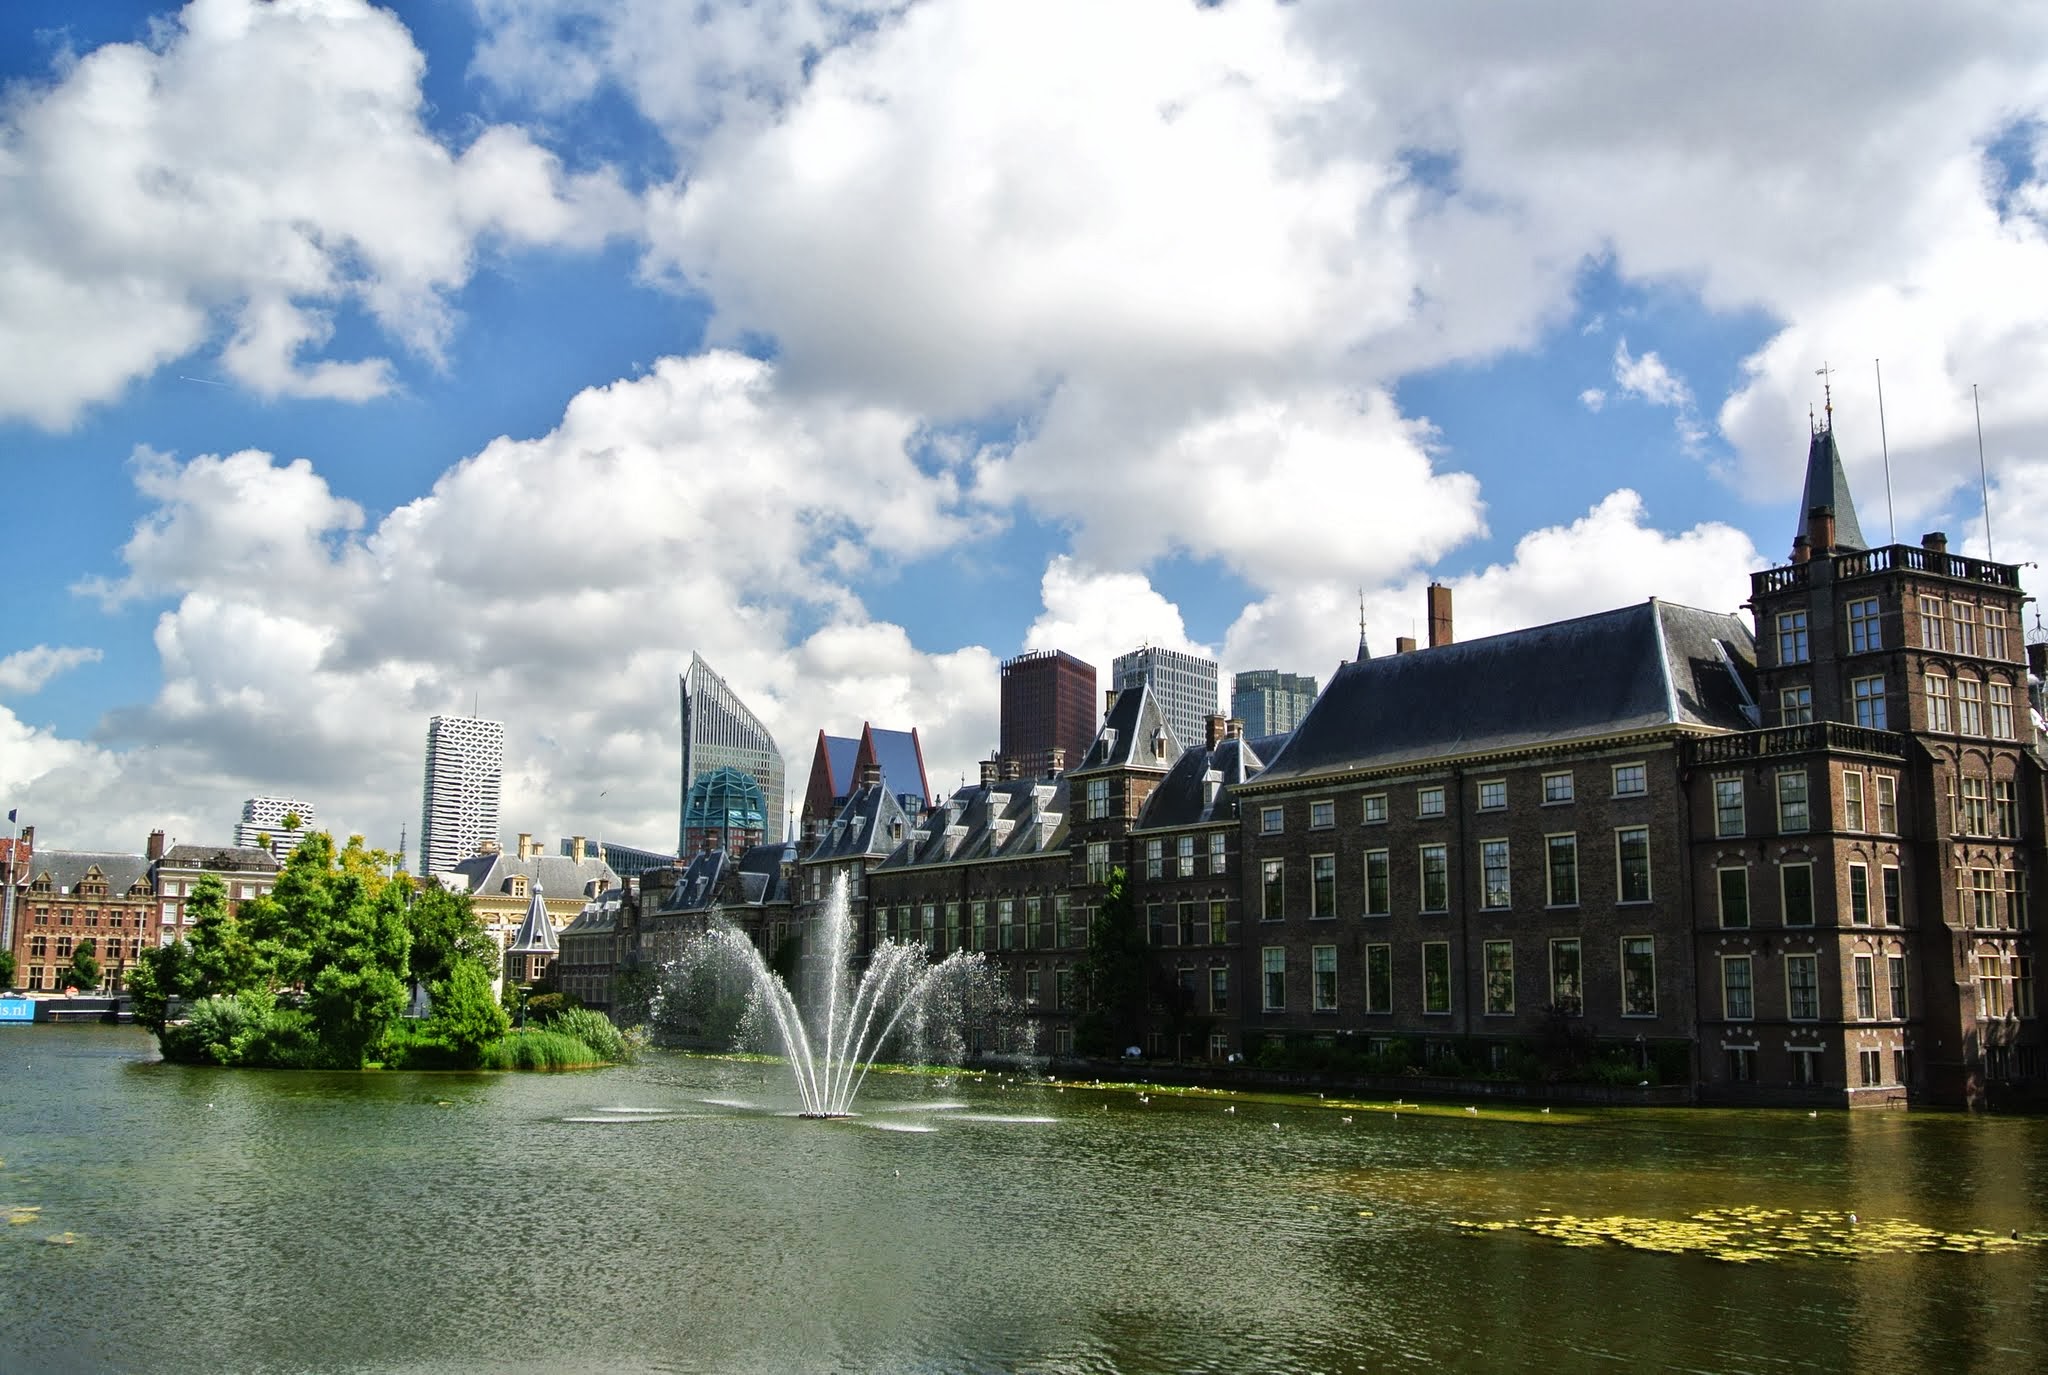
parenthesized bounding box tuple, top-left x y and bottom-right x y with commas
(680, 653, 786, 849)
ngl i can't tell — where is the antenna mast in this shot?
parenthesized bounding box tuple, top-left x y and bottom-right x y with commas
(1874, 359, 1896, 544)
(1974, 384, 1994, 561)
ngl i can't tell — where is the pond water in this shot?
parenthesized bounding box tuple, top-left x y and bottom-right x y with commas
(2, 1025, 2044, 1373)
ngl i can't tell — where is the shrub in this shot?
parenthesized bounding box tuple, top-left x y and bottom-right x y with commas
(479, 1028, 604, 1071)
(523, 991, 583, 1024)
(544, 1007, 630, 1063)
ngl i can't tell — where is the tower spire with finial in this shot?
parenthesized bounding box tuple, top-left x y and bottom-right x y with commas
(1816, 362, 1835, 430)
(1356, 589, 1371, 662)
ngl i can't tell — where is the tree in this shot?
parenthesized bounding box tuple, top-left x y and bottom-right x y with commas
(422, 958, 510, 1067)
(126, 941, 191, 1034)
(280, 811, 302, 833)
(65, 937, 102, 991)
(0, 948, 15, 989)
(405, 880, 490, 991)
(185, 874, 263, 997)
(1074, 868, 1147, 1057)
(302, 870, 411, 1068)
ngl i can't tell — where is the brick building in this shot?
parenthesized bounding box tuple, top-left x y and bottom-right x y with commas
(9, 844, 155, 993)
(999, 649, 1097, 781)
(148, 833, 281, 947)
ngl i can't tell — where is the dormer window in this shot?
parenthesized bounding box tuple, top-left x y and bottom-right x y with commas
(510, 876, 529, 898)
(1151, 729, 1169, 760)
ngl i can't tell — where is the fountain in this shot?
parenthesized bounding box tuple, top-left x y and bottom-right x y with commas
(657, 873, 1026, 1117)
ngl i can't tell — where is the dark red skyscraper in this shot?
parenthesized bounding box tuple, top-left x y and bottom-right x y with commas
(1000, 650, 1097, 779)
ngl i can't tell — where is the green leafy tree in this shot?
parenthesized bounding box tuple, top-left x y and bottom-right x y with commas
(240, 832, 338, 988)
(0, 948, 15, 989)
(303, 870, 411, 1068)
(1074, 868, 1146, 1058)
(405, 880, 490, 991)
(185, 874, 264, 997)
(126, 941, 191, 1034)
(64, 937, 102, 991)
(422, 958, 511, 1067)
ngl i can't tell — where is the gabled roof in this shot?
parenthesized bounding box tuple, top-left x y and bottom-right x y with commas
(26, 850, 153, 895)
(732, 840, 797, 906)
(561, 888, 624, 938)
(807, 724, 932, 817)
(1253, 600, 1757, 786)
(444, 850, 619, 901)
(156, 844, 281, 874)
(1137, 731, 1289, 830)
(1798, 425, 1867, 551)
(1071, 682, 1178, 774)
(660, 849, 729, 913)
(803, 782, 916, 863)
(507, 887, 558, 954)
(877, 777, 1069, 871)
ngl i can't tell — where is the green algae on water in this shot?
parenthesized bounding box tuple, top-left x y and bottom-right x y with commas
(1455, 1205, 2042, 1263)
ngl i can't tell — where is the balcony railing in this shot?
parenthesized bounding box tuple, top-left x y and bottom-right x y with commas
(1751, 543, 2022, 599)
(1684, 721, 1905, 767)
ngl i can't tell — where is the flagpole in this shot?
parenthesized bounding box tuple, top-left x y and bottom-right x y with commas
(2, 810, 20, 966)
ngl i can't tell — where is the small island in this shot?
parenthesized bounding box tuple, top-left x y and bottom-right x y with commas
(126, 831, 630, 1071)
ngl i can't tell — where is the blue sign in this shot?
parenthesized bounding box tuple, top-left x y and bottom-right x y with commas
(0, 997, 34, 1024)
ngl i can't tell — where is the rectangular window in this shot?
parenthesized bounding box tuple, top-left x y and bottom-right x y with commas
(1208, 832, 1227, 875)
(1176, 834, 1195, 878)
(1925, 673, 1951, 732)
(1996, 778, 2019, 837)
(1550, 938, 1583, 1016)
(1961, 777, 1989, 835)
(1261, 859, 1285, 921)
(1615, 826, 1651, 903)
(2006, 869, 2027, 928)
(1953, 602, 1978, 656)
(1261, 806, 1284, 835)
(1483, 940, 1514, 1015)
(1422, 942, 1451, 1015)
(1782, 863, 1815, 926)
(1875, 775, 1898, 834)
(1976, 954, 2009, 1018)
(1714, 778, 1744, 837)
(1777, 610, 1810, 664)
(1477, 779, 1507, 811)
(1176, 901, 1195, 948)
(1718, 866, 1749, 928)
(1781, 686, 1814, 725)
(1620, 936, 1657, 1016)
(1362, 793, 1388, 825)
(970, 902, 986, 952)
(1985, 606, 2011, 659)
(1313, 945, 1338, 1011)
(1209, 966, 1229, 1014)
(1850, 675, 1887, 730)
(1889, 955, 1908, 1019)
(1843, 772, 1865, 832)
(1612, 762, 1646, 797)
(1309, 799, 1335, 830)
(1419, 843, 1449, 912)
(1310, 854, 1337, 918)
(1854, 954, 1876, 1019)
(1777, 769, 1809, 832)
(1480, 839, 1511, 910)
(1417, 785, 1445, 818)
(944, 903, 963, 953)
(1086, 777, 1110, 820)
(1053, 895, 1071, 948)
(1209, 899, 1230, 945)
(1542, 771, 1575, 804)
(1791, 1049, 1821, 1085)
(2017, 956, 2035, 1018)
(1722, 955, 1754, 1020)
(1846, 596, 1881, 652)
(1920, 595, 1945, 651)
(1145, 838, 1164, 880)
(1859, 1049, 1883, 1087)
(1957, 678, 1984, 735)
(1024, 969, 1041, 1008)
(1364, 849, 1391, 916)
(1881, 865, 1902, 927)
(1989, 682, 2016, 739)
(1261, 947, 1285, 1011)
(1727, 1047, 1757, 1082)
(998, 900, 1016, 951)
(1546, 834, 1578, 906)
(1848, 863, 1870, 926)
(1086, 841, 1111, 883)
(1969, 868, 1997, 929)
(1056, 968, 1074, 1012)
(1787, 954, 1820, 1020)
(1365, 944, 1392, 1014)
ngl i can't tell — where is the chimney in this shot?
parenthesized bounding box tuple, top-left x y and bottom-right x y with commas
(979, 757, 999, 787)
(1205, 713, 1228, 748)
(1426, 582, 1454, 647)
(1227, 716, 1244, 739)
(1001, 758, 1022, 781)
(858, 761, 883, 789)
(1105, 687, 1119, 716)
(517, 832, 533, 859)
(1807, 505, 1835, 556)
(1047, 746, 1066, 778)
(570, 835, 587, 863)
(1395, 635, 1417, 654)
(1922, 531, 1948, 556)
(1791, 533, 1811, 565)
(147, 829, 167, 862)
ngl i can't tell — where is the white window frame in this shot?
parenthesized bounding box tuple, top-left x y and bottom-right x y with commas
(1614, 826, 1651, 903)
(1416, 785, 1446, 818)
(1312, 945, 1338, 1012)
(1362, 792, 1388, 825)
(1309, 853, 1337, 919)
(1611, 762, 1647, 797)
(1308, 798, 1335, 830)
(1545, 833, 1578, 907)
(1364, 848, 1391, 917)
(1620, 936, 1658, 1018)
(1477, 778, 1507, 811)
(1542, 771, 1575, 805)
(1713, 777, 1744, 838)
(1418, 843, 1449, 913)
(1480, 838, 1511, 910)
(1851, 675, 1886, 730)
(1260, 805, 1284, 836)
(1261, 946, 1286, 1012)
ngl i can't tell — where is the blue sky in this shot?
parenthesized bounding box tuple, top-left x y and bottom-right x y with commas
(5, 0, 2048, 855)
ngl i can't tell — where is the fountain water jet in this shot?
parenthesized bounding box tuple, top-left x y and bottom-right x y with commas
(658, 873, 1025, 1117)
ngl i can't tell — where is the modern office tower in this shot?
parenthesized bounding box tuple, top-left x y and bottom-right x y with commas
(680, 653, 786, 850)
(1111, 645, 1217, 756)
(1231, 670, 1319, 738)
(418, 714, 504, 875)
(233, 797, 316, 855)
(999, 649, 1097, 778)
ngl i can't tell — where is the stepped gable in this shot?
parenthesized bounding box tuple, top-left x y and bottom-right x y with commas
(1797, 424, 1867, 551)
(1256, 600, 1756, 784)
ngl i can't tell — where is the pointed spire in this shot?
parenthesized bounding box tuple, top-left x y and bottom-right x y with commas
(509, 883, 557, 953)
(1356, 589, 1371, 662)
(1796, 422, 1868, 553)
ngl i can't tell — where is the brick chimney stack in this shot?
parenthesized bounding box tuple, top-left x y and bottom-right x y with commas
(1395, 636, 1417, 654)
(979, 757, 999, 787)
(1807, 505, 1836, 556)
(1001, 758, 1021, 781)
(570, 835, 587, 863)
(1922, 531, 1948, 556)
(147, 829, 167, 861)
(1205, 713, 1228, 748)
(1047, 746, 1066, 778)
(858, 761, 883, 789)
(1426, 582, 1454, 647)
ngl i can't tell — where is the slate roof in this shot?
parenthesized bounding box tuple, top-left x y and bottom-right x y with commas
(1071, 682, 1178, 773)
(156, 844, 282, 874)
(507, 887, 558, 954)
(444, 850, 619, 901)
(1136, 731, 1291, 830)
(877, 777, 1069, 871)
(660, 848, 729, 913)
(1252, 599, 1757, 786)
(732, 840, 797, 906)
(560, 887, 624, 939)
(657, 840, 797, 912)
(1798, 425, 1867, 551)
(803, 782, 917, 863)
(25, 850, 154, 895)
